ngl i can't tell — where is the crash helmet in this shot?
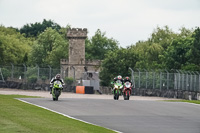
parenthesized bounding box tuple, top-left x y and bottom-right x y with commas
(125, 76, 130, 80)
(117, 75, 122, 79)
(56, 74, 61, 79)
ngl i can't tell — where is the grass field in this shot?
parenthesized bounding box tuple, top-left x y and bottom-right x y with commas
(0, 94, 115, 133)
(166, 99, 200, 104)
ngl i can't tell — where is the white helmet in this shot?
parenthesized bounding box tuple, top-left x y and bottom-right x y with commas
(117, 75, 122, 79)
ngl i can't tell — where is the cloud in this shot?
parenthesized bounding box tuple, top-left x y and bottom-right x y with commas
(0, 0, 200, 47)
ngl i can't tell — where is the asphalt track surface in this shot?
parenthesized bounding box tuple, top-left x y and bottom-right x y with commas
(19, 97, 200, 133)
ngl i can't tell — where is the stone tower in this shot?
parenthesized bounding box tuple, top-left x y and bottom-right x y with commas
(64, 28, 87, 79)
(67, 28, 87, 65)
(60, 28, 101, 81)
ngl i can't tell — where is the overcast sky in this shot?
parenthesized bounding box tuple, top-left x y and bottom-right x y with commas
(0, 0, 200, 48)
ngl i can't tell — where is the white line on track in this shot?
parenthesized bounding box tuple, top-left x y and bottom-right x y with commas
(16, 98, 122, 133)
(184, 102, 200, 106)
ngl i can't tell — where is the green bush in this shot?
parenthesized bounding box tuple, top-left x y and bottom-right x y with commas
(64, 77, 74, 86)
(26, 67, 37, 77)
(1, 68, 10, 80)
(41, 76, 47, 81)
(28, 75, 37, 83)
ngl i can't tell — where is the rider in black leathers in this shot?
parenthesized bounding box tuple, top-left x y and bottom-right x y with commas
(123, 76, 133, 94)
(113, 75, 124, 84)
(123, 76, 132, 85)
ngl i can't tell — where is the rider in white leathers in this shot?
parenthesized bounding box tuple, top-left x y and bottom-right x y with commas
(49, 74, 64, 94)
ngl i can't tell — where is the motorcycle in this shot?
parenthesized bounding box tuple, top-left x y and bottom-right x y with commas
(113, 80, 123, 100)
(123, 81, 132, 100)
(52, 80, 63, 101)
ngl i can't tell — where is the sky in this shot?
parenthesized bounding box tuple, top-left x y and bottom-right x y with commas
(0, 0, 200, 48)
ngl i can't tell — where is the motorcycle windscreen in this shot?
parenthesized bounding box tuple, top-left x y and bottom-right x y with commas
(125, 82, 131, 88)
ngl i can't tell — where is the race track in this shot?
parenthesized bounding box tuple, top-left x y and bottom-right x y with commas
(19, 97, 200, 133)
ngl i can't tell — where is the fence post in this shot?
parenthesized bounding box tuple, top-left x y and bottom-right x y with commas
(186, 71, 189, 91)
(192, 71, 196, 91)
(36, 64, 39, 81)
(198, 72, 200, 92)
(10, 63, 14, 79)
(176, 70, 181, 90)
(152, 70, 155, 89)
(165, 69, 169, 90)
(144, 69, 148, 89)
(129, 67, 135, 88)
(23, 64, 26, 81)
(181, 70, 185, 90)
(48, 65, 51, 80)
(136, 68, 140, 89)
(159, 69, 162, 91)
(188, 71, 192, 91)
(22, 64, 27, 89)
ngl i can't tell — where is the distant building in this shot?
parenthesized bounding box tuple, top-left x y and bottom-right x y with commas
(60, 28, 101, 81)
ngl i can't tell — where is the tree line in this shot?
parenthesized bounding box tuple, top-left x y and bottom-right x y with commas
(0, 19, 200, 86)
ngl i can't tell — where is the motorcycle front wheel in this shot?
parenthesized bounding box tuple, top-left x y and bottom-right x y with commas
(52, 89, 61, 101)
(124, 90, 130, 100)
(114, 90, 119, 100)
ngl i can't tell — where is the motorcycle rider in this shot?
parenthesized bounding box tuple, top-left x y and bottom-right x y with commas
(49, 74, 65, 94)
(123, 76, 132, 85)
(113, 75, 124, 95)
(114, 75, 124, 83)
(123, 76, 133, 94)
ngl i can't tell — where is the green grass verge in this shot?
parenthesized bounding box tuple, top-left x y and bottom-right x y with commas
(0, 94, 115, 133)
(165, 100, 200, 104)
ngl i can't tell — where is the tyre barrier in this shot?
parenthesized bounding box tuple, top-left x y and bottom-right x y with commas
(76, 86, 94, 94)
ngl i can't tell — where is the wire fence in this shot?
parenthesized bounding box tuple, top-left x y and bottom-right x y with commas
(1, 65, 200, 93)
(131, 69, 200, 92)
(0, 65, 200, 99)
(0, 65, 60, 83)
(0, 64, 78, 92)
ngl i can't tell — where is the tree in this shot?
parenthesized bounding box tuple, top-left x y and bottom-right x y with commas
(0, 25, 32, 65)
(159, 27, 200, 71)
(100, 48, 138, 86)
(149, 26, 177, 50)
(29, 27, 68, 68)
(188, 27, 200, 66)
(86, 29, 119, 60)
(20, 19, 61, 38)
(160, 37, 193, 70)
(58, 25, 71, 39)
(132, 26, 195, 70)
(132, 41, 163, 69)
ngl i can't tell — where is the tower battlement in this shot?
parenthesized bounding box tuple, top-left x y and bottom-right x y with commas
(67, 28, 87, 38)
(60, 59, 102, 66)
(85, 60, 101, 66)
